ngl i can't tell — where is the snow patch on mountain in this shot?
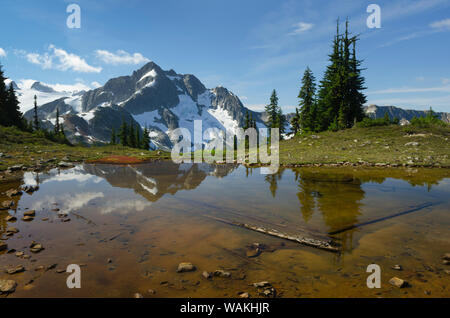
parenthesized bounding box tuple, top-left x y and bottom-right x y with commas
(133, 110, 168, 131)
(139, 69, 157, 82)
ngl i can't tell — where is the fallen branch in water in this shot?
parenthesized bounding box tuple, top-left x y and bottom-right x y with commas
(71, 212, 97, 226)
(328, 202, 441, 236)
(204, 215, 340, 253)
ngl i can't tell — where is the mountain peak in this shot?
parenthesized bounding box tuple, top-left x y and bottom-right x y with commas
(31, 81, 56, 93)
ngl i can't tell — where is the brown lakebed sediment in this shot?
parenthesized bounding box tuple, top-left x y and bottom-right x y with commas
(0, 162, 449, 297)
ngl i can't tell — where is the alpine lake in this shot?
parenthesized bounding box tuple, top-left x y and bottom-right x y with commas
(1, 161, 449, 298)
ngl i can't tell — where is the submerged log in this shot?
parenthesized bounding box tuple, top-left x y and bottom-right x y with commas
(328, 202, 440, 236)
(205, 215, 340, 253)
(71, 212, 97, 226)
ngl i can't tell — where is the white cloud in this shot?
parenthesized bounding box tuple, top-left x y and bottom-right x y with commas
(245, 104, 266, 111)
(0, 48, 6, 57)
(30, 192, 104, 215)
(91, 81, 102, 88)
(22, 45, 102, 73)
(430, 18, 450, 29)
(50, 82, 93, 92)
(95, 49, 150, 65)
(288, 22, 314, 35)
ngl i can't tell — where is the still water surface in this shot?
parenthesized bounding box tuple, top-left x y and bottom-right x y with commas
(1, 162, 449, 297)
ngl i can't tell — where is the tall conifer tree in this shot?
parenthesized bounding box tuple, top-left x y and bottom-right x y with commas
(6, 83, 23, 128)
(0, 65, 9, 127)
(33, 95, 39, 131)
(298, 67, 316, 132)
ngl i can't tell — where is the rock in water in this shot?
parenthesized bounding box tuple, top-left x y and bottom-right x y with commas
(30, 241, 44, 253)
(6, 265, 25, 275)
(253, 281, 271, 288)
(58, 162, 73, 168)
(261, 287, 276, 298)
(23, 210, 36, 217)
(392, 265, 402, 271)
(442, 253, 450, 261)
(214, 270, 231, 278)
(389, 277, 407, 288)
(8, 165, 23, 172)
(0, 280, 17, 294)
(0, 200, 14, 210)
(0, 242, 7, 251)
(246, 247, 261, 258)
(134, 293, 144, 298)
(22, 185, 39, 193)
(176, 262, 196, 273)
(202, 271, 212, 279)
(6, 227, 19, 234)
(6, 189, 22, 198)
(5, 215, 17, 222)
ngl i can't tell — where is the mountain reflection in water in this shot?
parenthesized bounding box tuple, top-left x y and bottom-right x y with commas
(1, 162, 449, 298)
(8, 162, 448, 255)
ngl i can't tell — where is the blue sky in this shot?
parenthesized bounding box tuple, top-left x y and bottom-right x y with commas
(0, 0, 449, 112)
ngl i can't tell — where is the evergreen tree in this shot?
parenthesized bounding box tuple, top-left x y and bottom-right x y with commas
(298, 67, 317, 132)
(264, 89, 285, 140)
(291, 108, 301, 135)
(0, 65, 23, 128)
(128, 122, 136, 148)
(135, 125, 141, 148)
(119, 121, 128, 146)
(265, 90, 279, 129)
(348, 38, 366, 124)
(141, 126, 151, 150)
(6, 83, 23, 128)
(54, 108, 60, 134)
(60, 123, 66, 138)
(33, 95, 39, 131)
(276, 107, 286, 137)
(243, 111, 250, 130)
(316, 19, 343, 131)
(315, 18, 366, 131)
(0, 64, 8, 127)
(383, 111, 390, 123)
(110, 127, 116, 145)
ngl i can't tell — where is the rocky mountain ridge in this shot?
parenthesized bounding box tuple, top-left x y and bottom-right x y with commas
(20, 61, 264, 149)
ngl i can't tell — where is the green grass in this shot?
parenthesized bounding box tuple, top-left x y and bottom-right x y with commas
(279, 124, 450, 167)
(1, 124, 450, 171)
(0, 126, 171, 171)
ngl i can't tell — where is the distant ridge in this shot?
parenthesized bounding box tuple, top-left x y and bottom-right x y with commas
(364, 105, 450, 123)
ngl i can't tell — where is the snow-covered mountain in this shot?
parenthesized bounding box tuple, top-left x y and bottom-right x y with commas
(19, 61, 264, 149)
(5, 78, 89, 114)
